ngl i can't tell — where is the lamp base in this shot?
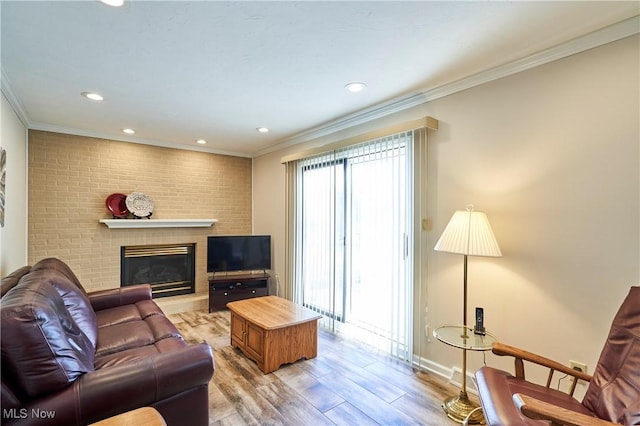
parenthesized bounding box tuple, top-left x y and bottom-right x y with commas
(442, 391, 485, 424)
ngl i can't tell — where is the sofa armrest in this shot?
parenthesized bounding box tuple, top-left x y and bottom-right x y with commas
(513, 394, 616, 426)
(88, 284, 152, 311)
(29, 343, 214, 425)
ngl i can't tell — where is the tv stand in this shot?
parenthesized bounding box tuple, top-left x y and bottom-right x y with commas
(209, 273, 269, 312)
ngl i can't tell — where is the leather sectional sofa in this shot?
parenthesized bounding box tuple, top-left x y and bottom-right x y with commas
(1, 258, 214, 425)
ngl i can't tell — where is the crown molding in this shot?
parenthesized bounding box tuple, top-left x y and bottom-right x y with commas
(419, 15, 640, 104)
(28, 123, 253, 158)
(3, 16, 637, 159)
(1, 67, 30, 128)
(1, 68, 253, 158)
(253, 92, 429, 157)
(254, 15, 640, 158)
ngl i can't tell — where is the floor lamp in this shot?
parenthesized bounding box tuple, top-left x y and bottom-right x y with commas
(434, 204, 502, 423)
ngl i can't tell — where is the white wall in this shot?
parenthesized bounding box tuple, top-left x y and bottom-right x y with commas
(0, 92, 28, 276)
(253, 35, 639, 390)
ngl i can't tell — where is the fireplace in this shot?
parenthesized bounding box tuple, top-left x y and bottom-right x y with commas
(121, 243, 195, 298)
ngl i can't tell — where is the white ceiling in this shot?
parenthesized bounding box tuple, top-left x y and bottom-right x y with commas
(2, 1, 638, 157)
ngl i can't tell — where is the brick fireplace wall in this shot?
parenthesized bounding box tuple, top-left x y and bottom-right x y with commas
(28, 130, 252, 295)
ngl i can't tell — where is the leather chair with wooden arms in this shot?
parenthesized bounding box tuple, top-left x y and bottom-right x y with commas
(473, 286, 640, 425)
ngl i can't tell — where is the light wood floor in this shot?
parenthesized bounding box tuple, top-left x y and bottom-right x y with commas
(169, 309, 466, 426)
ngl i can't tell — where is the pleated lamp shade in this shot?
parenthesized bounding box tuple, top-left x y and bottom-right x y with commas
(434, 206, 502, 257)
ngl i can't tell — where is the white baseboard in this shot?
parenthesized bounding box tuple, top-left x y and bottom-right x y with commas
(412, 355, 479, 394)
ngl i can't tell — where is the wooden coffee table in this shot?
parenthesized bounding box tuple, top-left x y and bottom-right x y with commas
(227, 296, 323, 373)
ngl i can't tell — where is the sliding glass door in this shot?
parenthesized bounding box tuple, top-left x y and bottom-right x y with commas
(300, 158, 345, 322)
(297, 132, 413, 360)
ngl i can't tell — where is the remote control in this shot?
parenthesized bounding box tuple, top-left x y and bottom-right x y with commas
(474, 307, 486, 335)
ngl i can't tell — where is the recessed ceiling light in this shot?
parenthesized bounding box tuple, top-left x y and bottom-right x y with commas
(345, 82, 366, 93)
(100, 0, 124, 6)
(122, 128, 135, 134)
(196, 139, 207, 145)
(256, 127, 269, 133)
(81, 91, 104, 101)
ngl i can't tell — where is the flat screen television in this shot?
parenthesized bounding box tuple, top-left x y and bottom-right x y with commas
(207, 235, 271, 273)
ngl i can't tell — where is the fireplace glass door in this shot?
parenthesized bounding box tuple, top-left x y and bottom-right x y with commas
(121, 243, 196, 298)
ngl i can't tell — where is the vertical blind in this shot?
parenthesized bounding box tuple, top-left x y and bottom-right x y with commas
(285, 131, 415, 361)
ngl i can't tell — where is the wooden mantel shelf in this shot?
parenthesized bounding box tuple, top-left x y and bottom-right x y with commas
(99, 219, 218, 229)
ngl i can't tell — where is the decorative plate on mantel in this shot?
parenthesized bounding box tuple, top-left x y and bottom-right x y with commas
(105, 193, 129, 218)
(125, 192, 154, 218)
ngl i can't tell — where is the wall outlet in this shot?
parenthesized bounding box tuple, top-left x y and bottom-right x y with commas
(569, 360, 587, 374)
(569, 360, 588, 386)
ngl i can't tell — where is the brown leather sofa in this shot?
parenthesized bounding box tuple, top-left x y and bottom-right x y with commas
(474, 286, 640, 425)
(1, 258, 214, 426)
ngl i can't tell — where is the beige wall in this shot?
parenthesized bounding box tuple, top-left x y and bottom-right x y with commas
(252, 156, 287, 293)
(253, 34, 639, 389)
(28, 131, 252, 294)
(1, 92, 28, 276)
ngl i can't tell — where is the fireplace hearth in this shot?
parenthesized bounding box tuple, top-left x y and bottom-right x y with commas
(121, 243, 195, 298)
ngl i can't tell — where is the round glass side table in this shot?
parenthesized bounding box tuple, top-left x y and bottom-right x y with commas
(433, 325, 497, 424)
